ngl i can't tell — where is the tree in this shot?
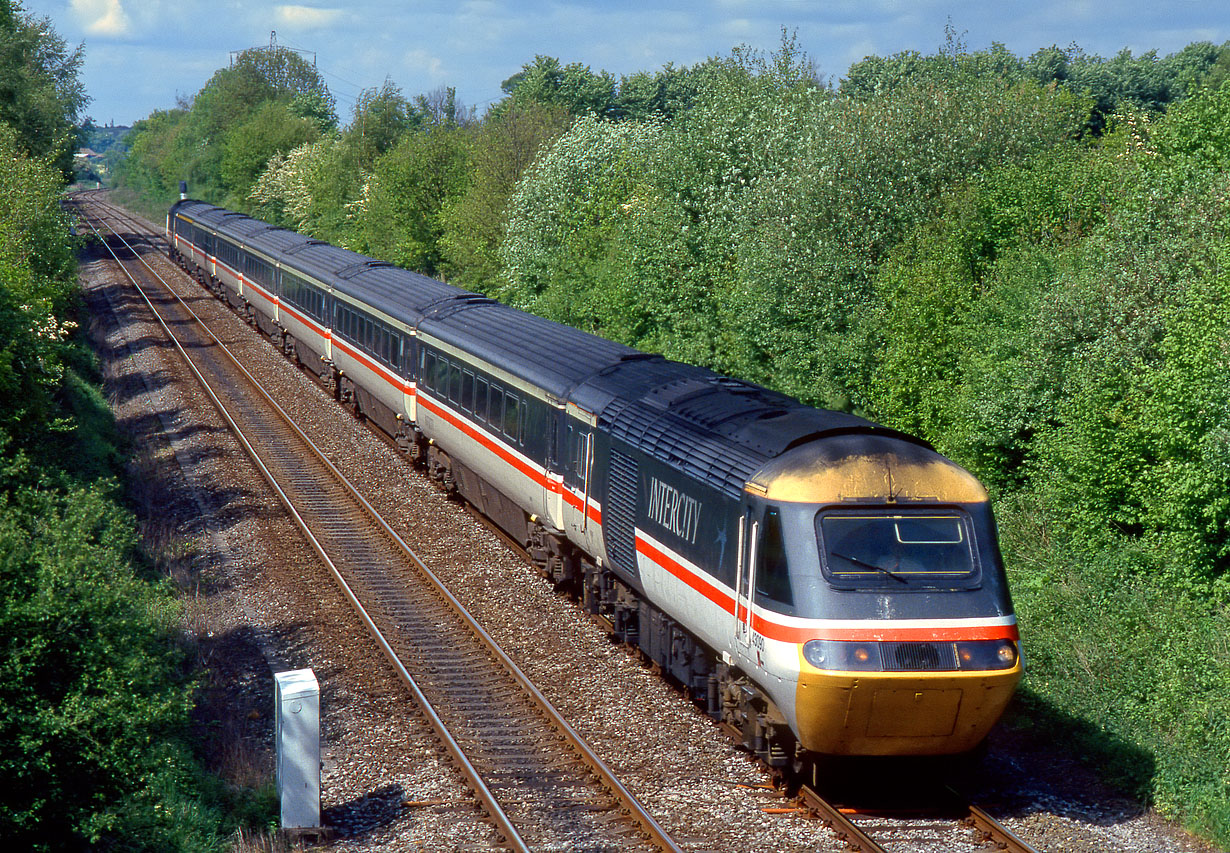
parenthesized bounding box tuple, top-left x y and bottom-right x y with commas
(500, 55, 618, 117)
(220, 99, 319, 206)
(438, 100, 571, 290)
(0, 123, 77, 457)
(612, 61, 722, 121)
(0, 0, 88, 178)
(349, 78, 421, 167)
(118, 45, 336, 205)
(229, 45, 336, 121)
(414, 85, 474, 128)
(351, 124, 470, 275)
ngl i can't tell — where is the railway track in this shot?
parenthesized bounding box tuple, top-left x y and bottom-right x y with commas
(798, 784, 1041, 853)
(71, 193, 684, 853)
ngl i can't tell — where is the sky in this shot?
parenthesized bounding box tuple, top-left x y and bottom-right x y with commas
(20, 0, 1230, 128)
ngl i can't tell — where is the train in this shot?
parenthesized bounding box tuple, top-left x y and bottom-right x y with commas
(167, 197, 1022, 766)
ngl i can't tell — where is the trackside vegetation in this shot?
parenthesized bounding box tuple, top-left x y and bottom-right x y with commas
(115, 22, 1230, 850)
(0, 2, 274, 848)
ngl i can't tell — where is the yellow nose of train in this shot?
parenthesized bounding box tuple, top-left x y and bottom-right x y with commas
(795, 647, 1022, 755)
(744, 434, 1024, 756)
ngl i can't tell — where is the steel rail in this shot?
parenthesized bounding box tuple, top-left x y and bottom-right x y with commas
(964, 800, 1042, 853)
(77, 210, 531, 852)
(798, 786, 889, 853)
(76, 197, 684, 853)
(798, 781, 1043, 853)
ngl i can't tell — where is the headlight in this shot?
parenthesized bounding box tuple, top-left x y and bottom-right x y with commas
(955, 640, 1018, 671)
(803, 639, 882, 671)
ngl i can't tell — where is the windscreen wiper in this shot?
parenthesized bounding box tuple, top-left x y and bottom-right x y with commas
(831, 551, 909, 583)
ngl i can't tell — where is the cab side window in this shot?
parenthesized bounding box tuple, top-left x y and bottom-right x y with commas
(754, 507, 793, 609)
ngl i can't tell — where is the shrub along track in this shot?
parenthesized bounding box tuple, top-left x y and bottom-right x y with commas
(70, 191, 1224, 853)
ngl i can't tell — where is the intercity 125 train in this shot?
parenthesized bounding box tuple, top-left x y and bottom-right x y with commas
(168, 197, 1021, 766)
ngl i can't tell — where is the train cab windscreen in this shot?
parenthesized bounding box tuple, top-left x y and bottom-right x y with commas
(816, 510, 980, 590)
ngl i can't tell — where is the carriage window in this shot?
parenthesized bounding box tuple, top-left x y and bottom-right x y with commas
(502, 392, 519, 439)
(461, 371, 474, 413)
(475, 377, 489, 422)
(567, 423, 591, 476)
(488, 385, 503, 431)
(755, 507, 793, 608)
(434, 355, 450, 392)
(422, 351, 436, 391)
(449, 363, 463, 405)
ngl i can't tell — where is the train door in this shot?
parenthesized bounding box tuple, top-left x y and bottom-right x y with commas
(733, 505, 759, 651)
(565, 421, 593, 529)
(561, 410, 598, 553)
(544, 413, 563, 527)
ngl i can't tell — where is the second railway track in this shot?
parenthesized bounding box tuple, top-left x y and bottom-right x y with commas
(73, 194, 683, 853)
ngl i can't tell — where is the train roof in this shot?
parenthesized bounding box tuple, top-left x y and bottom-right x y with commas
(419, 301, 637, 399)
(569, 357, 918, 498)
(170, 199, 927, 497)
(172, 199, 477, 323)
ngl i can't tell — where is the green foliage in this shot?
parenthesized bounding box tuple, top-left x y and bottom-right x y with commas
(499, 54, 722, 124)
(219, 99, 320, 207)
(437, 100, 571, 289)
(1150, 76, 1230, 170)
(866, 142, 1118, 474)
(0, 21, 275, 844)
(501, 55, 618, 117)
(0, 1, 88, 178)
(860, 78, 1230, 845)
(502, 33, 1088, 409)
(348, 78, 422, 166)
(113, 107, 192, 204)
(0, 101, 241, 853)
(845, 33, 1229, 136)
(0, 485, 203, 850)
(0, 124, 79, 460)
(230, 46, 335, 121)
(248, 132, 355, 237)
(500, 114, 663, 314)
(351, 124, 470, 275)
(116, 45, 335, 206)
(612, 61, 721, 121)
(1002, 513, 1230, 835)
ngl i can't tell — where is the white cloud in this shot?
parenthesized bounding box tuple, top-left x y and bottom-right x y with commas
(274, 5, 345, 30)
(405, 48, 446, 81)
(70, 0, 131, 37)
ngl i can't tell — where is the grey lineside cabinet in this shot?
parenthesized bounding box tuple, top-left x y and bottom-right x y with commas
(275, 668, 321, 829)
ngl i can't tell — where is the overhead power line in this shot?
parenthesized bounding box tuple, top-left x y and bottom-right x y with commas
(231, 30, 316, 68)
